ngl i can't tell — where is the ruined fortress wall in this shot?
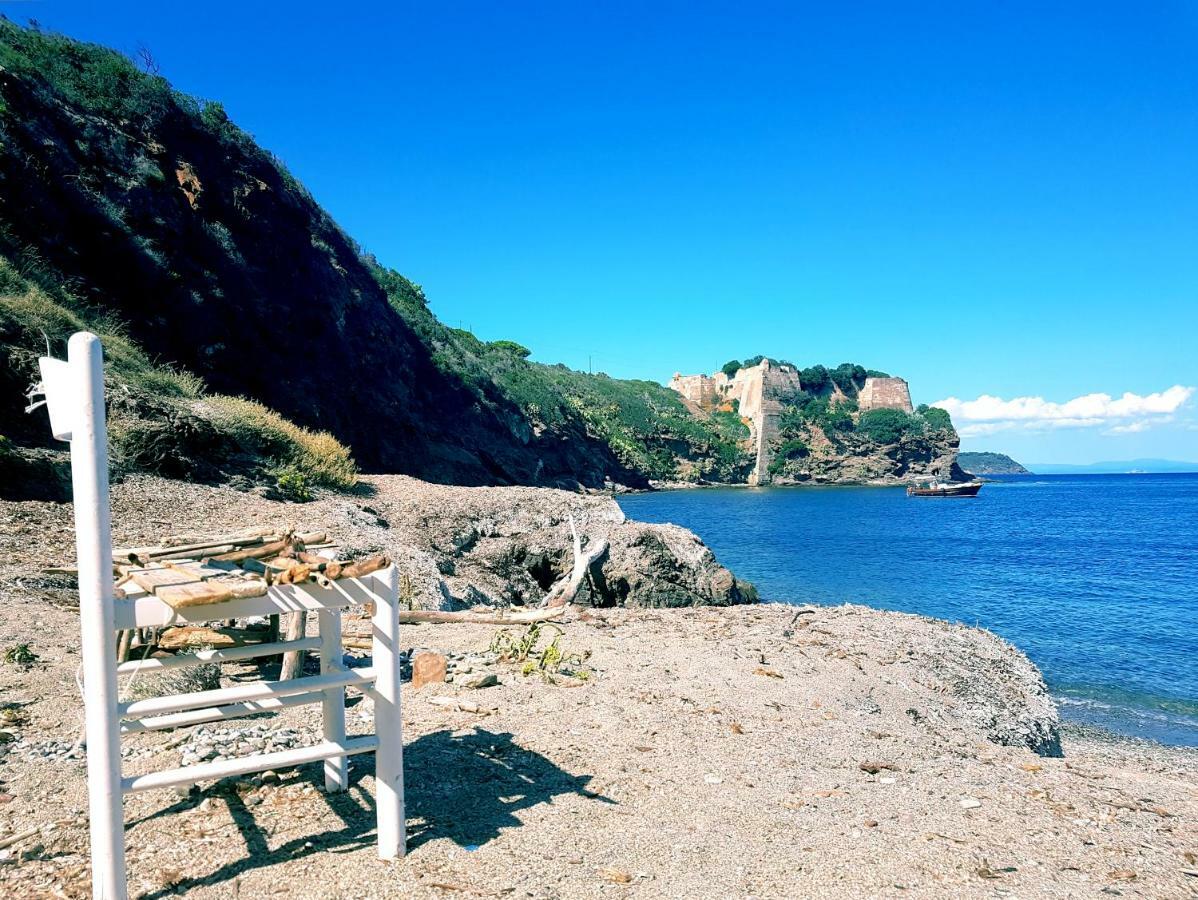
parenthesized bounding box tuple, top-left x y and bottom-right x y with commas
(668, 373, 722, 407)
(858, 377, 913, 413)
(669, 360, 803, 485)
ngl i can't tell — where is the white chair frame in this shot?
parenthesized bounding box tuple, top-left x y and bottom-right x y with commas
(36, 333, 405, 900)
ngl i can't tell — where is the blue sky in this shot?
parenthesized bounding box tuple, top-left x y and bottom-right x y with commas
(21, 1, 1198, 463)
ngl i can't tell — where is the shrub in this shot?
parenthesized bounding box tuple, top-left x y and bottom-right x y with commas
(918, 405, 953, 432)
(272, 464, 314, 502)
(720, 359, 741, 378)
(490, 340, 531, 359)
(199, 395, 357, 489)
(3, 643, 38, 666)
(830, 363, 867, 394)
(857, 408, 917, 444)
(800, 365, 830, 393)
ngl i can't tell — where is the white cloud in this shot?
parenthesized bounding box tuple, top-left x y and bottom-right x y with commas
(1106, 420, 1154, 435)
(932, 385, 1194, 435)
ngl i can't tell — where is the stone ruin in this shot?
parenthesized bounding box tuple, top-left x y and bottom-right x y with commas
(857, 376, 913, 413)
(668, 360, 801, 485)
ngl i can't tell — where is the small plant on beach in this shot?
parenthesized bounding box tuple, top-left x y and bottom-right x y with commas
(272, 463, 314, 502)
(3, 643, 38, 666)
(489, 622, 591, 683)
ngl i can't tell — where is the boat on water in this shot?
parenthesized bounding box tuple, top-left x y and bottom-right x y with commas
(906, 478, 983, 497)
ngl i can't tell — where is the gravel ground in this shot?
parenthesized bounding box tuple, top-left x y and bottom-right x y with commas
(0, 478, 1195, 898)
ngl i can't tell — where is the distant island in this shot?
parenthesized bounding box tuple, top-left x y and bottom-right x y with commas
(958, 451, 1030, 475)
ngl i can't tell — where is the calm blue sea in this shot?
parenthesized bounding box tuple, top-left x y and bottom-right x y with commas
(618, 474, 1198, 747)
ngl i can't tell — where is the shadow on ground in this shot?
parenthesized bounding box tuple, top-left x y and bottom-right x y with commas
(133, 727, 612, 898)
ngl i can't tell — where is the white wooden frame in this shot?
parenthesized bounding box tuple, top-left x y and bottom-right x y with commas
(37, 333, 405, 900)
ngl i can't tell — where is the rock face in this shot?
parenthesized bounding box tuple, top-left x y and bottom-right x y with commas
(0, 37, 632, 490)
(779, 426, 971, 485)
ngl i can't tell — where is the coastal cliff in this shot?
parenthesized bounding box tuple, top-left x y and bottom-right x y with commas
(669, 359, 968, 485)
(0, 23, 965, 496)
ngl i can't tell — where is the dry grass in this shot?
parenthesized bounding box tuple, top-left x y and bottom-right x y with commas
(0, 259, 204, 400)
(1, 256, 356, 493)
(199, 395, 357, 490)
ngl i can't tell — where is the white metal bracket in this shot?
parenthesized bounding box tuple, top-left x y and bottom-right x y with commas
(33, 355, 76, 441)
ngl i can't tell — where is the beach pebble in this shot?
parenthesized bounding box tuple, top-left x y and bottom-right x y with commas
(960, 797, 982, 809)
(458, 672, 499, 689)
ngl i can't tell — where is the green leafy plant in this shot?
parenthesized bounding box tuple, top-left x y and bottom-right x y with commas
(3, 643, 38, 666)
(916, 404, 953, 432)
(488, 622, 591, 682)
(272, 463, 314, 502)
(856, 408, 919, 444)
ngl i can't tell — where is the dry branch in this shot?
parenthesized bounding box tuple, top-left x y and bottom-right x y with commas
(542, 514, 607, 608)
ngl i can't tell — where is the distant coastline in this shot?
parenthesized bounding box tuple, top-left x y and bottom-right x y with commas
(958, 451, 1029, 475)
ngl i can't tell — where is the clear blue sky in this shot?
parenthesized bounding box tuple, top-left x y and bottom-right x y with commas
(20, 1, 1198, 463)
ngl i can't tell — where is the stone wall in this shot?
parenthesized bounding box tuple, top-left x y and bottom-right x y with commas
(668, 360, 802, 485)
(668, 372, 726, 407)
(858, 377, 913, 413)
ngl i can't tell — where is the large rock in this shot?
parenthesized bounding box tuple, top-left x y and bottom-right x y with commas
(358, 476, 758, 611)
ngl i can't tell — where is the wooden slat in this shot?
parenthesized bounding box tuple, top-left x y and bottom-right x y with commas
(156, 579, 268, 610)
(129, 568, 201, 594)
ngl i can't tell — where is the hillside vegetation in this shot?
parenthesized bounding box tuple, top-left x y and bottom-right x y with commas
(0, 21, 953, 495)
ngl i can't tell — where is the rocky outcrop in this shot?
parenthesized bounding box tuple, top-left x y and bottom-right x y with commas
(773, 425, 970, 485)
(882, 608, 1064, 756)
(357, 476, 759, 610)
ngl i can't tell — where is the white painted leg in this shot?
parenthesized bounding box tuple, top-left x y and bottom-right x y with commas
(319, 607, 348, 792)
(371, 565, 405, 859)
(67, 334, 128, 900)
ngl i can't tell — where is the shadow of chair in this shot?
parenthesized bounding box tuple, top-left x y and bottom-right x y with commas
(132, 726, 613, 897)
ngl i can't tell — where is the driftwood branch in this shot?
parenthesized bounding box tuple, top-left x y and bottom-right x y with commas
(403, 606, 565, 626)
(542, 514, 607, 608)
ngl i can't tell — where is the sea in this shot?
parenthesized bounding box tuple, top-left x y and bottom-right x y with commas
(618, 473, 1198, 747)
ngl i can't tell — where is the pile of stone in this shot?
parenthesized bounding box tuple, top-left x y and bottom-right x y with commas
(178, 724, 312, 767)
(10, 737, 83, 763)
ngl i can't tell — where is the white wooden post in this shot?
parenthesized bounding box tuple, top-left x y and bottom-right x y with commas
(319, 607, 348, 792)
(371, 566, 405, 858)
(61, 333, 127, 900)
